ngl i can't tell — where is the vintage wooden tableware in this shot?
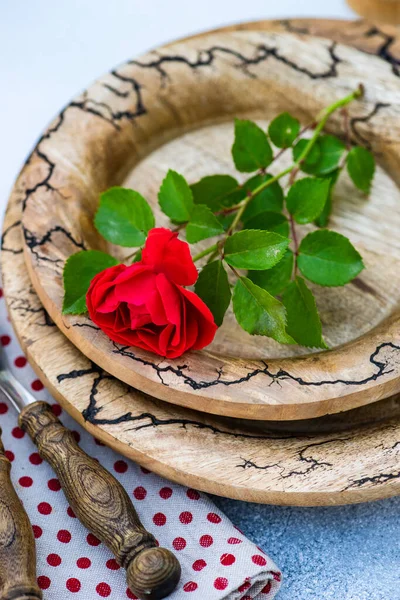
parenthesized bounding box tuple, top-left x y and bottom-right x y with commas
(2, 173, 400, 505)
(0, 428, 42, 600)
(2, 16, 400, 507)
(348, 0, 400, 24)
(19, 19, 400, 422)
(0, 350, 180, 600)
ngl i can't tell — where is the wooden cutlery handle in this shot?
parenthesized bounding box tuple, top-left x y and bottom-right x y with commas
(19, 402, 181, 600)
(0, 426, 42, 600)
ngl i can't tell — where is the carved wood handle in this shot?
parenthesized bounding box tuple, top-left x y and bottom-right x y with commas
(0, 426, 42, 600)
(19, 402, 180, 600)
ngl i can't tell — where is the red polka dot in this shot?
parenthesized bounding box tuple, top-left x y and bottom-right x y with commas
(48, 478, 61, 491)
(214, 577, 228, 590)
(140, 466, 151, 474)
(51, 404, 62, 417)
(66, 578, 81, 593)
(126, 589, 138, 599)
(183, 582, 198, 592)
(12, 426, 25, 439)
(29, 452, 42, 465)
(0, 402, 8, 414)
(1, 335, 11, 346)
(38, 502, 52, 515)
(228, 537, 242, 544)
(37, 576, 51, 590)
(238, 581, 251, 592)
(14, 356, 27, 368)
(96, 583, 111, 597)
(47, 553, 62, 567)
(192, 559, 207, 571)
(19, 476, 33, 487)
(133, 486, 147, 500)
(220, 553, 236, 566)
(67, 507, 76, 518)
(272, 571, 281, 581)
(207, 512, 221, 524)
(0, 288, 3, 297)
(261, 581, 272, 594)
(153, 513, 166, 526)
(187, 489, 200, 500)
(31, 379, 44, 391)
(179, 511, 193, 524)
(114, 460, 128, 473)
(252, 554, 267, 566)
(32, 525, 42, 538)
(159, 486, 173, 499)
(199, 534, 213, 547)
(172, 537, 187, 551)
(242, 596, 252, 600)
(87, 533, 101, 546)
(5, 450, 14, 462)
(72, 431, 81, 443)
(106, 559, 120, 570)
(57, 529, 72, 543)
(77, 557, 91, 569)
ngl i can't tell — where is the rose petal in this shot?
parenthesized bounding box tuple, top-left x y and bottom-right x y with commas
(142, 228, 198, 286)
(115, 266, 156, 306)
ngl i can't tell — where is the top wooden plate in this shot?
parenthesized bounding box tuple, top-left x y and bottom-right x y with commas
(20, 20, 400, 420)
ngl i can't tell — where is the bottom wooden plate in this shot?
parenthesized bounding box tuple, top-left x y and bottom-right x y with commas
(2, 18, 400, 505)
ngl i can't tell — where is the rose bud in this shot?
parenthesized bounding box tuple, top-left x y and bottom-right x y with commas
(86, 228, 217, 358)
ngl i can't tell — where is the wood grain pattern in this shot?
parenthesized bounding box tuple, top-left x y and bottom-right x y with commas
(2, 19, 400, 506)
(19, 20, 400, 421)
(19, 401, 180, 600)
(0, 428, 42, 600)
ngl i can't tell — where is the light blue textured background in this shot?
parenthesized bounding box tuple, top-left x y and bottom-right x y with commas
(1, 2, 399, 598)
(215, 496, 400, 600)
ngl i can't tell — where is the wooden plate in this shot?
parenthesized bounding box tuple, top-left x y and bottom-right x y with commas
(19, 18, 400, 421)
(2, 81, 400, 506)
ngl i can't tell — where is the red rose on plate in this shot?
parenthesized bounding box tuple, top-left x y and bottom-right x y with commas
(86, 228, 217, 358)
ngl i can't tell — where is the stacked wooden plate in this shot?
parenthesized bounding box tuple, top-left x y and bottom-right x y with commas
(3, 18, 400, 505)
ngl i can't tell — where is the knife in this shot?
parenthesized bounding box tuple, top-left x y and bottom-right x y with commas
(0, 348, 181, 600)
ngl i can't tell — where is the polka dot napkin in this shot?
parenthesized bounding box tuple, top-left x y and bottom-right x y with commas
(0, 288, 281, 600)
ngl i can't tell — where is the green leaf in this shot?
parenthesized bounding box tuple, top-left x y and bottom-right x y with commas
(190, 175, 242, 211)
(295, 135, 345, 176)
(94, 187, 155, 247)
(286, 177, 330, 224)
(248, 249, 293, 296)
(232, 277, 294, 344)
(158, 169, 194, 222)
(242, 174, 284, 221)
(282, 277, 328, 349)
(298, 230, 364, 286)
(293, 138, 321, 169)
(314, 169, 340, 228)
(232, 119, 273, 172)
(186, 205, 224, 243)
(346, 146, 375, 194)
(268, 112, 300, 148)
(224, 230, 289, 270)
(62, 250, 119, 315)
(217, 213, 236, 232)
(195, 260, 231, 326)
(245, 211, 289, 237)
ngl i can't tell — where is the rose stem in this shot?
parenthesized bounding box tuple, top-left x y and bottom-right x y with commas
(193, 85, 363, 262)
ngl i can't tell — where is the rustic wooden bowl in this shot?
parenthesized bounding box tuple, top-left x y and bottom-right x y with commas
(348, 0, 400, 24)
(20, 19, 400, 421)
(3, 34, 400, 505)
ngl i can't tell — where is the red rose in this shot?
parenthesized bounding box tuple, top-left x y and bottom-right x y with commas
(86, 228, 217, 358)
